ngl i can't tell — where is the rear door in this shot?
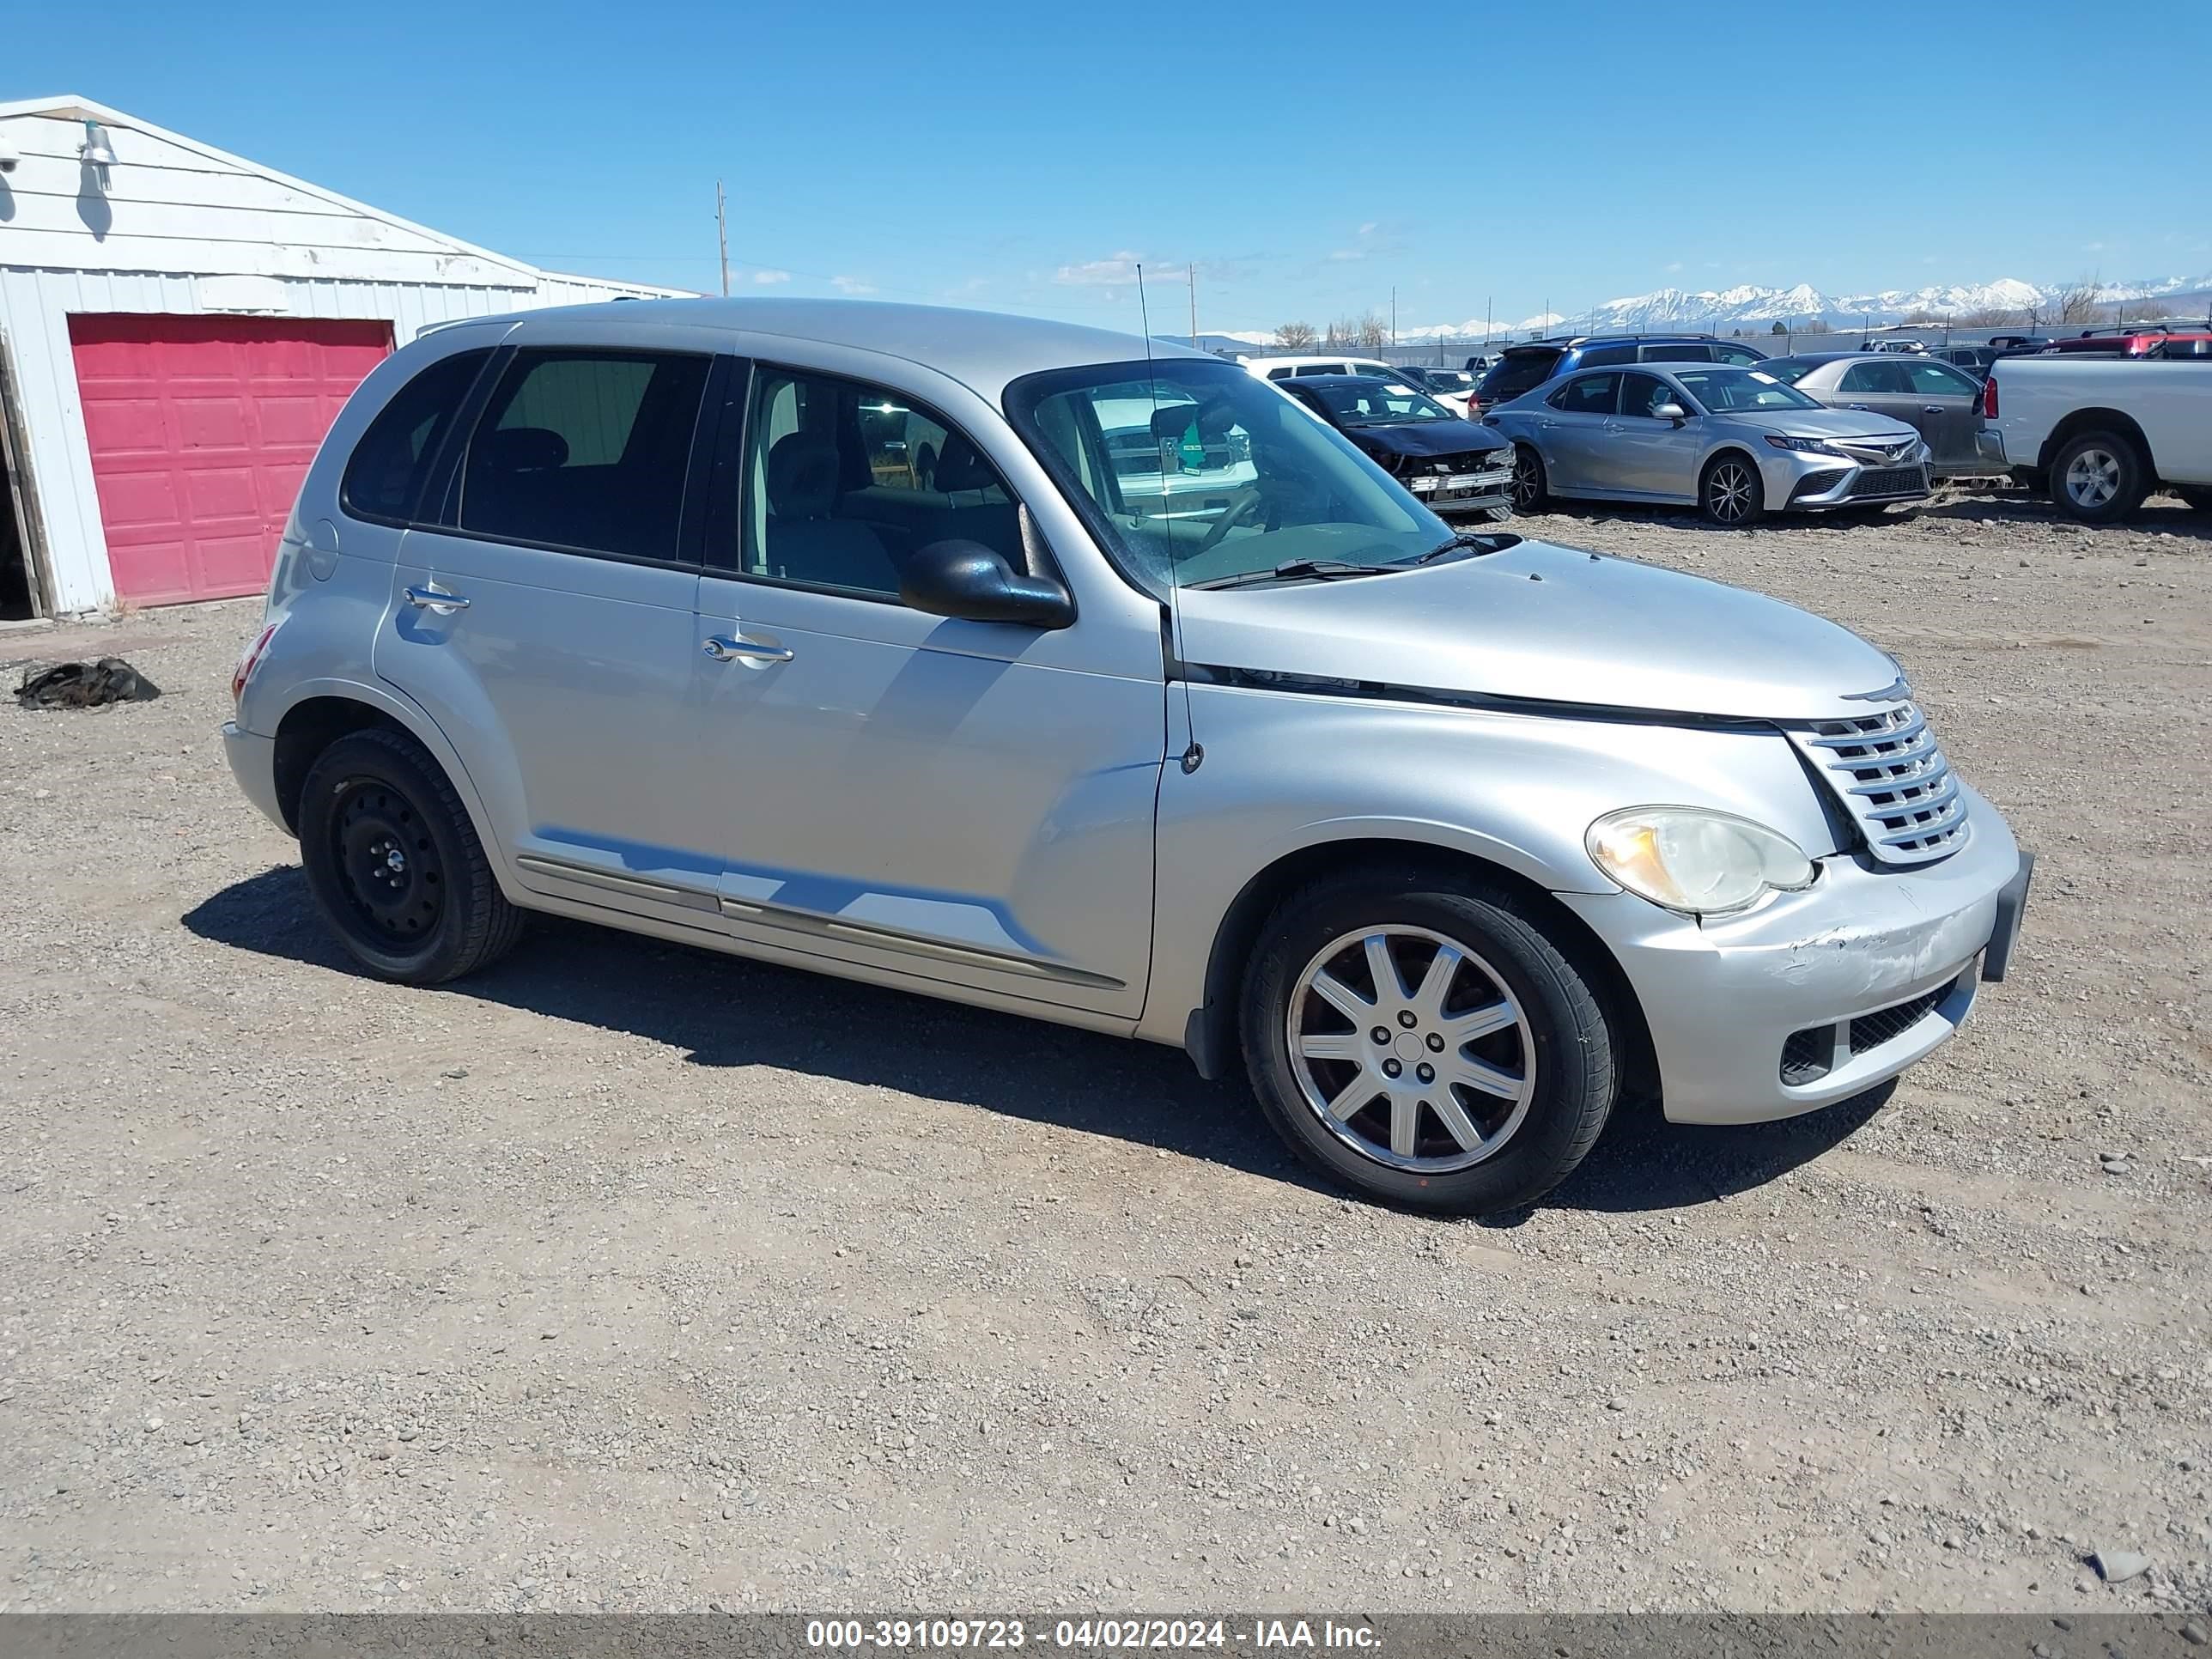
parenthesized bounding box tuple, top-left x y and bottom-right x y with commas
(1902, 358, 1986, 471)
(377, 340, 730, 927)
(1535, 372, 1621, 491)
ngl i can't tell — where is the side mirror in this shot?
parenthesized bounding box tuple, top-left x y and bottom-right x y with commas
(900, 540, 1075, 629)
(1653, 402, 1689, 423)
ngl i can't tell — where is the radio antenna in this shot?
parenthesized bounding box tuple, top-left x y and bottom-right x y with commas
(1137, 262, 1201, 776)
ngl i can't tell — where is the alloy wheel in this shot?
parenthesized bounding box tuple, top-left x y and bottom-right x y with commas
(1285, 926, 1536, 1174)
(1706, 461, 1756, 523)
(2063, 447, 2122, 510)
(1510, 450, 1543, 510)
(330, 781, 444, 945)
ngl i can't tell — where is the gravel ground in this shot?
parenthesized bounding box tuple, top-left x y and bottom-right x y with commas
(1, 483, 2206, 1617)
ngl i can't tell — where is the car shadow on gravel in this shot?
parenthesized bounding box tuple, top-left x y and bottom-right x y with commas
(184, 866, 1891, 1217)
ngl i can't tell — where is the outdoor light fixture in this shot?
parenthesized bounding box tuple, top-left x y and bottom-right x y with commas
(79, 120, 117, 169)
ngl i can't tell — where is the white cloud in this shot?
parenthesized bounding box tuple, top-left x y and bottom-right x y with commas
(1664, 261, 1684, 273)
(1327, 247, 1366, 263)
(1357, 221, 1377, 237)
(751, 269, 791, 285)
(1054, 251, 1182, 286)
(2083, 240, 2106, 252)
(830, 275, 877, 295)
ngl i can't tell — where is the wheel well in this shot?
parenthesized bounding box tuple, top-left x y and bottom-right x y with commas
(1701, 446, 1759, 482)
(2039, 409, 2154, 477)
(272, 696, 401, 833)
(1187, 840, 1659, 1106)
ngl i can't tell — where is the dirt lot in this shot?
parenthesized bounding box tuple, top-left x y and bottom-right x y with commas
(1, 484, 2207, 1617)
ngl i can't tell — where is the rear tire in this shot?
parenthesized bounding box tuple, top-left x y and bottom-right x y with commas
(1241, 868, 1616, 1215)
(1509, 445, 1549, 513)
(1700, 452, 1765, 526)
(2048, 430, 2148, 524)
(298, 726, 524, 985)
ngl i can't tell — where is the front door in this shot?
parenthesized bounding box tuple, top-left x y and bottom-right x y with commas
(1606, 371, 1704, 499)
(377, 345, 729, 927)
(695, 361, 1166, 1019)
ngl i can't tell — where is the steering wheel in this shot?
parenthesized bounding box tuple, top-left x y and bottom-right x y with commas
(1195, 483, 1271, 553)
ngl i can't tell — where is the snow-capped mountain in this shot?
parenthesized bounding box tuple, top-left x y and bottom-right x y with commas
(1396, 273, 2212, 340)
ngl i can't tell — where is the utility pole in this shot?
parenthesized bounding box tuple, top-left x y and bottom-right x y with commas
(1187, 262, 1198, 348)
(1390, 286, 1397, 349)
(715, 179, 730, 298)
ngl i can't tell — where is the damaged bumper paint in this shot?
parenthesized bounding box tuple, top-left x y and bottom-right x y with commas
(1557, 782, 2026, 1124)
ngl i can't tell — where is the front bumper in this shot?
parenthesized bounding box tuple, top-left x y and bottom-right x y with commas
(1764, 447, 1933, 512)
(1558, 782, 2025, 1125)
(1406, 460, 1514, 512)
(222, 720, 289, 834)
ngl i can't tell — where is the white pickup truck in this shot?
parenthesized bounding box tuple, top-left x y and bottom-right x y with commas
(1983, 356, 2211, 522)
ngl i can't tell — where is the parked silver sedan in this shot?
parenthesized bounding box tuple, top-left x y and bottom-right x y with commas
(1485, 363, 1932, 526)
(1759, 353, 2007, 479)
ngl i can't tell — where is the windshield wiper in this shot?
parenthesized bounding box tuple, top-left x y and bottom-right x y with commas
(1404, 530, 1517, 566)
(1188, 558, 1398, 592)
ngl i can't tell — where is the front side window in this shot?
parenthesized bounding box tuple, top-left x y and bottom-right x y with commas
(341, 348, 491, 524)
(738, 368, 1023, 600)
(1673, 368, 1823, 412)
(455, 350, 708, 562)
(1616, 372, 1680, 419)
(1548, 374, 1620, 416)
(1007, 357, 1460, 597)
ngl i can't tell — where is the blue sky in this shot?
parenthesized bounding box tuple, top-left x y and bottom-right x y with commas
(11, 0, 2209, 332)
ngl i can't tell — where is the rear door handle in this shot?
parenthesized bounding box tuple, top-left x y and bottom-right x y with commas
(703, 635, 794, 664)
(404, 584, 470, 615)
(1921, 405, 1946, 414)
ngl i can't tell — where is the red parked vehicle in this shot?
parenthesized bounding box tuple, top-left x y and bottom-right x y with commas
(2047, 323, 2212, 361)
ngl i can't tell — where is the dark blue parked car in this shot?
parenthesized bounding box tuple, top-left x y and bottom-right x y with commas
(1472, 333, 1767, 409)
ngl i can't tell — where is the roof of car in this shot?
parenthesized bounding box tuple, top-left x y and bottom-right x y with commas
(495, 297, 1205, 399)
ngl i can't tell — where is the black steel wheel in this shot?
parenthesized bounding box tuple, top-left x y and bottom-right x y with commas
(298, 726, 523, 984)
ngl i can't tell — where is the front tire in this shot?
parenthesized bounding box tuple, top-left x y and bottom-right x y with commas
(1241, 869, 1616, 1214)
(1700, 452, 1765, 526)
(298, 726, 524, 984)
(2048, 430, 2148, 524)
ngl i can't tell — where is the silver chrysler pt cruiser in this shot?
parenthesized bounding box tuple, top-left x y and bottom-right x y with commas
(223, 301, 2033, 1214)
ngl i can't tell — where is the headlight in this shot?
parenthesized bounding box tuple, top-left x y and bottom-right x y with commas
(1765, 434, 1844, 457)
(1587, 807, 1817, 916)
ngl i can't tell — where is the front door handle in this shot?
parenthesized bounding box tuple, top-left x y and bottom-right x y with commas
(404, 584, 470, 615)
(703, 635, 794, 665)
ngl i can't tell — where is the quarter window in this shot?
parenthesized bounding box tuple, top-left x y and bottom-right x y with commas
(1548, 374, 1620, 416)
(340, 349, 492, 524)
(738, 368, 1024, 600)
(454, 350, 709, 562)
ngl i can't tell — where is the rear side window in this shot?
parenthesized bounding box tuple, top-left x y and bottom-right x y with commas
(1548, 373, 1620, 416)
(1839, 360, 1911, 394)
(1713, 343, 1765, 366)
(340, 349, 491, 524)
(1576, 343, 1637, 367)
(1640, 343, 1713, 362)
(454, 349, 710, 562)
(1478, 349, 1561, 401)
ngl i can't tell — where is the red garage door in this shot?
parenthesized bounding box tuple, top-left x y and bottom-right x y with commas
(70, 314, 392, 605)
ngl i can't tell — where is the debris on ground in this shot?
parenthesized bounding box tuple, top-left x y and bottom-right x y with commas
(14, 657, 163, 709)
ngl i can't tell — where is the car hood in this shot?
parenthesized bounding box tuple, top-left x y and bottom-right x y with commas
(1341, 417, 1510, 459)
(1172, 538, 1903, 721)
(1723, 406, 1922, 443)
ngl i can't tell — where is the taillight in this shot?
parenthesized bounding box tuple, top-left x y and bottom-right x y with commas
(1981, 374, 1998, 420)
(231, 620, 281, 702)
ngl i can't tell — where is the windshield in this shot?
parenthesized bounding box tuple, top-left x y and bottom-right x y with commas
(1476, 349, 1561, 403)
(1674, 368, 1823, 412)
(1006, 357, 1461, 595)
(1307, 380, 1457, 423)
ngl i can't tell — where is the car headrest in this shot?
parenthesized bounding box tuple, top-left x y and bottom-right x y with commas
(766, 433, 839, 520)
(931, 433, 1001, 493)
(477, 427, 568, 472)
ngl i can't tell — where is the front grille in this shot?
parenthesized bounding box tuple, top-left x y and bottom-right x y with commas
(1779, 984, 1952, 1085)
(1779, 1028, 1832, 1085)
(1847, 465, 1929, 497)
(1786, 702, 1969, 866)
(1850, 988, 1946, 1054)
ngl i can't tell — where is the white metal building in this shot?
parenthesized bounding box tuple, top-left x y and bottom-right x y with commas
(0, 94, 688, 617)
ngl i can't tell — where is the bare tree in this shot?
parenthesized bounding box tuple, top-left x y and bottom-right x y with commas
(1355, 312, 1390, 350)
(1274, 321, 1317, 349)
(1958, 306, 2026, 328)
(1802, 318, 1832, 335)
(1324, 316, 1359, 348)
(2051, 278, 2104, 325)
